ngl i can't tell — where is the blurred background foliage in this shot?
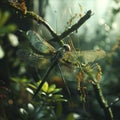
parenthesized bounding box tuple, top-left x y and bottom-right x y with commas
(0, 0, 120, 120)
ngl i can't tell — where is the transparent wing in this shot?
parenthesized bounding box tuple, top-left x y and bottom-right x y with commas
(27, 30, 56, 54)
(16, 49, 51, 69)
(62, 50, 106, 65)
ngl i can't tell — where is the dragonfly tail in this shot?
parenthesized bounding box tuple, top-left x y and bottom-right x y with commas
(57, 63, 72, 99)
(32, 58, 57, 99)
(32, 79, 45, 99)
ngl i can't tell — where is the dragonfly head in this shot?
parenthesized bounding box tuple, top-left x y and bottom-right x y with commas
(62, 44, 71, 52)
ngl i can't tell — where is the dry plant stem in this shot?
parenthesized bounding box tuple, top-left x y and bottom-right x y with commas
(92, 82, 114, 120)
(85, 70, 114, 120)
(26, 10, 92, 42)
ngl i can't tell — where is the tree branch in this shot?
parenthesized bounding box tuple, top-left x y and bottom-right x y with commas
(6, 2, 92, 43)
(85, 68, 114, 120)
(50, 10, 92, 42)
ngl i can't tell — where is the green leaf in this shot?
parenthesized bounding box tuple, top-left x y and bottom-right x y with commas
(66, 113, 75, 120)
(56, 98, 68, 102)
(28, 83, 37, 90)
(19, 108, 28, 115)
(0, 24, 17, 35)
(47, 84, 56, 93)
(0, 11, 10, 27)
(41, 82, 49, 92)
(27, 103, 34, 112)
(52, 88, 62, 94)
(52, 94, 63, 100)
(10, 77, 28, 83)
(10, 77, 19, 82)
(52, 94, 67, 102)
(26, 87, 34, 94)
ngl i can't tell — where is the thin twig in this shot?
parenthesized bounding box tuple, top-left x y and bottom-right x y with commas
(50, 10, 92, 42)
(57, 62, 71, 98)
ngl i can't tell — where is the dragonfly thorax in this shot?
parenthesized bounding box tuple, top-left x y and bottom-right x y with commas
(54, 44, 71, 61)
(62, 44, 71, 52)
(57, 44, 71, 54)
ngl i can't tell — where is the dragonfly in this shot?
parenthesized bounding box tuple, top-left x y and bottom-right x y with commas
(17, 30, 106, 98)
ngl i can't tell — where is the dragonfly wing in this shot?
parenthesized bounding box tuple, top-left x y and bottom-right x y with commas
(60, 51, 79, 66)
(62, 50, 106, 65)
(16, 49, 51, 69)
(78, 50, 106, 64)
(27, 30, 56, 54)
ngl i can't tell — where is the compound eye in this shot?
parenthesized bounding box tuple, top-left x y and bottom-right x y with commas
(63, 44, 71, 51)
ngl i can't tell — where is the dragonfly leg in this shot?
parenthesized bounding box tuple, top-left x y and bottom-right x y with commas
(57, 62, 72, 99)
